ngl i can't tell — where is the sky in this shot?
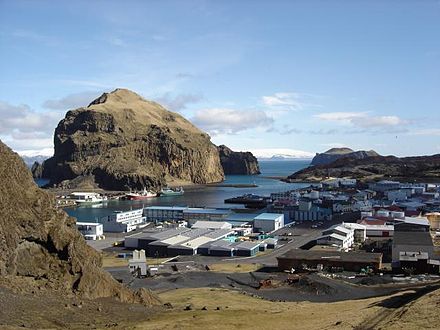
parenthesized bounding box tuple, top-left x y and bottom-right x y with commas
(0, 0, 439, 158)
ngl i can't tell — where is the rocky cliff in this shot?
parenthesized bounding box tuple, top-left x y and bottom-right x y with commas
(288, 154, 440, 182)
(39, 88, 224, 190)
(217, 145, 260, 175)
(311, 148, 379, 166)
(0, 140, 160, 304)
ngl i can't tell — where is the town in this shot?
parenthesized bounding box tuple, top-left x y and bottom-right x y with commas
(75, 178, 440, 282)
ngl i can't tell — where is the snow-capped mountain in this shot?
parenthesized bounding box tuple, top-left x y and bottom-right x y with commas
(245, 148, 315, 161)
(17, 148, 53, 168)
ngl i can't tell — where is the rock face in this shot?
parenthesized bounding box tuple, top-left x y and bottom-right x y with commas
(31, 161, 44, 179)
(288, 154, 440, 183)
(217, 145, 260, 175)
(0, 140, 160, 305)
(39, 89, 224, 190)
(311, 148, 379, 166)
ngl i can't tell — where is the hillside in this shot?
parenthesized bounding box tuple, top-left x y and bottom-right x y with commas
(0, 139, 160, 306)
(38, 88, 224, 190)
(311, 147, 379, 166)
(289, 154, 440, 182)
(217, 145, 260, 175)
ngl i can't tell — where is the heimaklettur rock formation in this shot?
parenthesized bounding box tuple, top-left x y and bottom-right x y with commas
(0, 140, 160, 305)
(217, 145, 260, 175)
(39, 88, 225, 190)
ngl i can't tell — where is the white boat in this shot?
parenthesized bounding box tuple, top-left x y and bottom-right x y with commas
(160, 186, 184, 196)
(70, 192, 107, 204)
(125, 188, 157, 200)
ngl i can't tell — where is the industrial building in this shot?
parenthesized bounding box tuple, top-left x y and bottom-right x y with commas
(99, 209, 145, 232)
(191, 220, 232, 230)
(143, 206, 231, 224)
(277, 249, 383, 272)
(76, 222, 104, 240)
(124, 227, 234, 257)
(253, 213, 284, 233)
(392, 217, 435, 270)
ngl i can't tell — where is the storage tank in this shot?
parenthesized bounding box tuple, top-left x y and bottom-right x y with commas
(309, 191, 319, 200)
(361, 211, 373, 218)
(376, 210, 390, 217)
(391, 211, 405, 219)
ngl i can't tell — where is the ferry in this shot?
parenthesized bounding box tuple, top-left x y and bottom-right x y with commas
(70, 192, 107, 204)
(125, 188, 157, 200)
(160, 186, 184, 196)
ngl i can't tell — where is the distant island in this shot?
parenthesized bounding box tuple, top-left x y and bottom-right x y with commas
(288, 150, 440, 183)
(311, 147, 379, 166)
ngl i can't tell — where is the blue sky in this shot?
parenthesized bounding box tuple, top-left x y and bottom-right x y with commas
(0, 0, 439, 157)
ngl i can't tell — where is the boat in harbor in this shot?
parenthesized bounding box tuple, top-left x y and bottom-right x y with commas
(125, 188, 158, 200)
(69, 192, 107, 204)
(160, 186, 184, 196)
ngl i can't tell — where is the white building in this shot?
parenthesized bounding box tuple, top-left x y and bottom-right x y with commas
(253, 213, 284, 233)
(342, 223, 367, 242)
(129, 249, 148, 276)
(76, 222, 104, 240)
(319, 224, 355, 250)
(100, 209, 145, 232)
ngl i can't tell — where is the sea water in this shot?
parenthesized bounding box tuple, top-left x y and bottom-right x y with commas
(64, 160, 311, 222)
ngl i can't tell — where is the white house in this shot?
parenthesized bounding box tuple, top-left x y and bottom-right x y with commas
(253, 213, 284, 233)
(100, 209, 145, 232)
(76, 222, 104, 240)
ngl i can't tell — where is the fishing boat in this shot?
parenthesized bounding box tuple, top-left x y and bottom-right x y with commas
(69, 192, 107, 204)
(125, 188, 157, 200)
(160, 186, 184, 196)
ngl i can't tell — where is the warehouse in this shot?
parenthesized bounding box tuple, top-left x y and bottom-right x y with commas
(191, 220, 232, 230)
(277, 249, 383, 272)
(232, 241, 261, 257)
(147, 228, 211, 257)
(199, 240, 235, 257)
(253, 213, 284, 233)
(124, 228, 191, 249)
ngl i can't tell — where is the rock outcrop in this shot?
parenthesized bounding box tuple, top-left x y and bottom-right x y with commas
(31, 161, 44, 179)
(0, 139, 160, 304)
(39, 88, 224, 190)
(288, 154, 440, 183)
(217, 145, 260, 175)
(311, 148, 379, 166)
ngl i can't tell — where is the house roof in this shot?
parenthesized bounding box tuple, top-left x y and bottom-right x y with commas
(277, 249, 382, 263)
(254, 213, 283, 221)
(393, 231, 433, 247)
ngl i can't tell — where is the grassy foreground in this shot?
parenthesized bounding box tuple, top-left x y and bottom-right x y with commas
(139, 287, 386, 330)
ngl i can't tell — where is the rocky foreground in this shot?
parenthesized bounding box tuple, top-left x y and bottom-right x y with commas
(0, 140, 160, 305)
(217, 145, 260, 175)
(36, 88, 224, 190)
(288, 154, 440, 182)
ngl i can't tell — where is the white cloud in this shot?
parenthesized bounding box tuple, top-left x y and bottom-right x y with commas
(0, 101, 63, 153)
(314, 111, 407, 128)
(43, 91, 101, 110)
(411, 129, 440, 136)
(319, 143, 348, 149)
(154, 93, 203, 112)
(262, 92, 321, 114)
(192, 108, 273, 135)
